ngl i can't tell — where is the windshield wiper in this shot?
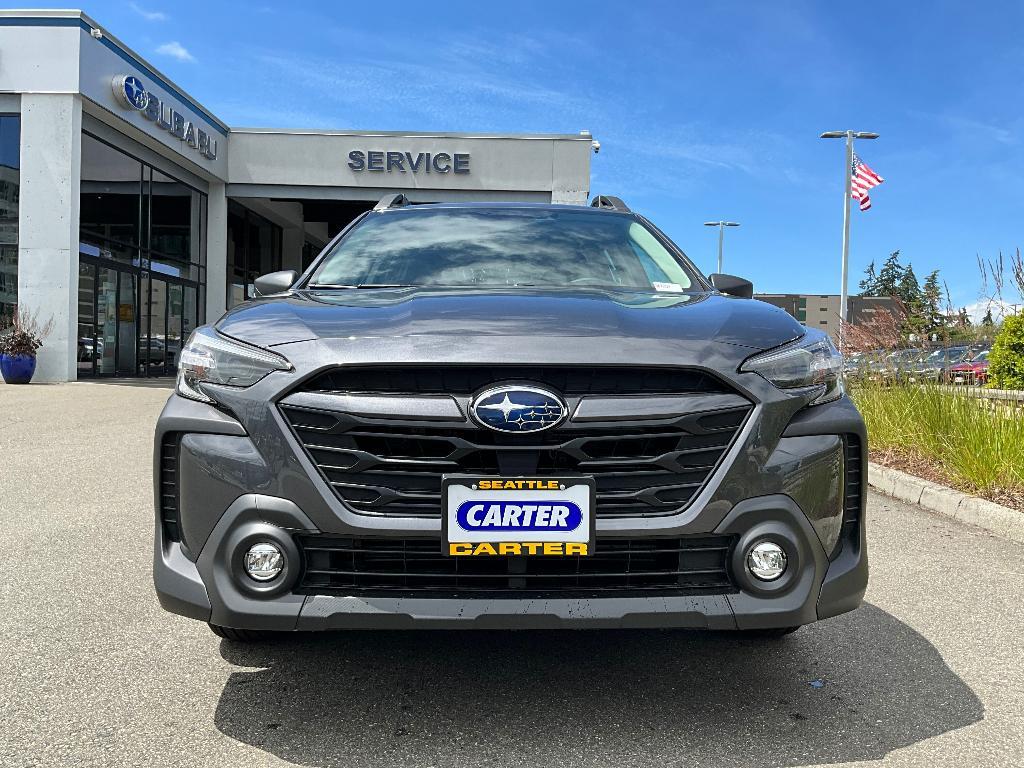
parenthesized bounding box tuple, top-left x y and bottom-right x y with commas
(307, 283, 414, 289)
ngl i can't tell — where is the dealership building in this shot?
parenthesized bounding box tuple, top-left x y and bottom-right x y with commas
(0, 9, 595, 382)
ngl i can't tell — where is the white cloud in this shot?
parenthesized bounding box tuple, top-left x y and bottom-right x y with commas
(963, 299, 1020, 323)
(156, 41, 195, 63)
(129, 2, 167, 22)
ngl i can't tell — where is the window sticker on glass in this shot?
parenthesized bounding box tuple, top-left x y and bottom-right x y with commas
(652, 282, 684, 293)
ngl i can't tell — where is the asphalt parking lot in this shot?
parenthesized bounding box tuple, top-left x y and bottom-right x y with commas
(1, 381, 1022, 768)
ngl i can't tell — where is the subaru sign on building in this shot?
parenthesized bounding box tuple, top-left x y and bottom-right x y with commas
(0, 9, 594, 382)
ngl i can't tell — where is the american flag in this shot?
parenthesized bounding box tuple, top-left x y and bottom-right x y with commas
(850, 152, 884, 211)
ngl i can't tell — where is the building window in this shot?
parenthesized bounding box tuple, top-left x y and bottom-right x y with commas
(78, 132, 206, 377)
(0, 115, 20, 318)
(226, 201, 282, 308)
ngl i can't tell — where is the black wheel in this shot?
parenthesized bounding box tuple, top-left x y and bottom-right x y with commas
(208, 623, 272, 642)
(741, 626, 800, 638)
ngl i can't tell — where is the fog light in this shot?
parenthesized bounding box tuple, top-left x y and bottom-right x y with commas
(746, 541, 787, 581)
(243, 542, 284, 581)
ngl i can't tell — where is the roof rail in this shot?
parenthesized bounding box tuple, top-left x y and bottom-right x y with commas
(373, 193, 411, 211)
(590, 195, 631, 213)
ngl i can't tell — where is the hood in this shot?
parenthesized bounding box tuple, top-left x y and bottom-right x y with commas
(215, 288, 804, 353)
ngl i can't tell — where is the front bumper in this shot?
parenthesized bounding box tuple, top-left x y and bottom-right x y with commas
(153, 382, 868, 631)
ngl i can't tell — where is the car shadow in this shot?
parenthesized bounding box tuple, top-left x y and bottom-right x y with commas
(213, 603, 983, 768)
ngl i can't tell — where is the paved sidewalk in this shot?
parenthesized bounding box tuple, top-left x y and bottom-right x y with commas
(1, 382, 1022, 767)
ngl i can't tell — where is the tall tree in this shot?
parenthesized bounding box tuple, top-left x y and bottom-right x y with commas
(874, 251, 905, 297)
(858, 261, 878, 296)
(982, 308, 995, 326)
(898, 264, 926, 337)
(922, 270, 944, 331)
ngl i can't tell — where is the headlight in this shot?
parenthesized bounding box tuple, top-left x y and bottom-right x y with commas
(740, 331, 843, 405)
(177, 326, 292, 403)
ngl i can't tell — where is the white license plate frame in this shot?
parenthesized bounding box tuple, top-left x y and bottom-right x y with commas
(442, 475, 596, 557)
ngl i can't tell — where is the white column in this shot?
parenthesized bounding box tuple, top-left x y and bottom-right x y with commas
(17, 93, 82, 382)
(205, 181, 227, 322)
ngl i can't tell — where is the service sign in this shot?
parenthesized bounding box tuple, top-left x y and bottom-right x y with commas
(443, 476, 595, 557)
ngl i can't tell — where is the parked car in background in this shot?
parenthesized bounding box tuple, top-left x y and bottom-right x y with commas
(878, 348, 928, 384)
(948, 349, 990, 386)
(896, 349, 930, 381)
(77, 336, 103, 362)
(843, 351, 865, 378)
(138, 338, 167, 367)
(910, 346, 976, 383)
(844, 349, 885, 382)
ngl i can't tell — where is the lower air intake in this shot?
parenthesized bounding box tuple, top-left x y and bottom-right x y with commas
(296, 535, 737, 597)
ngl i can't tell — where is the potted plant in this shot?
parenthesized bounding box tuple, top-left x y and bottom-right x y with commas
(0, 306, 53, 384)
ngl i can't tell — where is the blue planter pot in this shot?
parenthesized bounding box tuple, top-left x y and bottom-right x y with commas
(0, 354, 37, 384)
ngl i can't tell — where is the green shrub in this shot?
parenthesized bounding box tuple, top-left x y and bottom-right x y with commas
(987, 314, 1024, 390)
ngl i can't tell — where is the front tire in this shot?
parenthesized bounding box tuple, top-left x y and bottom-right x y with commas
(208, 623, 272, 642)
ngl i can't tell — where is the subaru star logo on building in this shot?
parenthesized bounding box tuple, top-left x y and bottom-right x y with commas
(470, 386, 566, 433)
(109, 73, 218, 161)
(113, 75, 149, 110)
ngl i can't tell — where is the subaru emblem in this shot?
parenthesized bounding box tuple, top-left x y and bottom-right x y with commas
(113, 75, 149, 111)
(470, 386, 567, 433)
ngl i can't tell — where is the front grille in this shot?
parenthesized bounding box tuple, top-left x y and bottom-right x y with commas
(302, 365, 730, 396)
(159, 433, 181, 542)
(281, 400, 750, 519)
(296, 535, 737, 596)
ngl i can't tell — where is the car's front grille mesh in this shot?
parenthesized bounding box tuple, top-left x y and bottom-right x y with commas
(296, 535, 737, 596)
(159, 433, 181, 542)
(280, 402, 750, 519)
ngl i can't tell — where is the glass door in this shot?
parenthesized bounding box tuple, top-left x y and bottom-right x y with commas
(78, 257, 139, 378)
(117, 271, 137, 375)
(166, 282, 183, 375)
(77, 262, 96, 376)
(143, 276, 168, 375)
(142, 275, 191, 377)
(96, 266, 118, 375)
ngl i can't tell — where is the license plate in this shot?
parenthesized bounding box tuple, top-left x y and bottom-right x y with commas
(443, 476, 596, 557)
(954, 375, 965, 383)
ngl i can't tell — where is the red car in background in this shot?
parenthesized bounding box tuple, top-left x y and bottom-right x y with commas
(948, 350, 990, 385)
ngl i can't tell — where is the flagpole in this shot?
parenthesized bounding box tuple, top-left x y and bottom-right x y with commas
(820, 130, 879, 353)
(840, 131, 853, 353)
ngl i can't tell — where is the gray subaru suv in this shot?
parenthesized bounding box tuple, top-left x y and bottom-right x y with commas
(154, 195, 867, 641)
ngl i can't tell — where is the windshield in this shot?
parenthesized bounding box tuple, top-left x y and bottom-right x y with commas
(308, 209, 700, 291)
(925, 347, 967, 364)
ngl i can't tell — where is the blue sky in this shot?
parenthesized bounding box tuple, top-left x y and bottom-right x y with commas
(15, 0, 1024, 312)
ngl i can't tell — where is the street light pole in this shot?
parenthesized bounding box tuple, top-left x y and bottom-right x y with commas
(820, 130, 879, 351)
(704, 221, 740, 274)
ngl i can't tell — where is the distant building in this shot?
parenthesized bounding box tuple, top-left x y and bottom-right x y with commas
(754, 293, 902, 337)
(755, 294, 841, 334)
(847, 295, 903, 327)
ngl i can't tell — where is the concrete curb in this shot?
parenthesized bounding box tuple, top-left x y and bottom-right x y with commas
(868, 462, 1024, 545)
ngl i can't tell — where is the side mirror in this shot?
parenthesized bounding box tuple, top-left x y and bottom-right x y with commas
(253, 270, 298, 297)
(709, 273, 754, 299)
